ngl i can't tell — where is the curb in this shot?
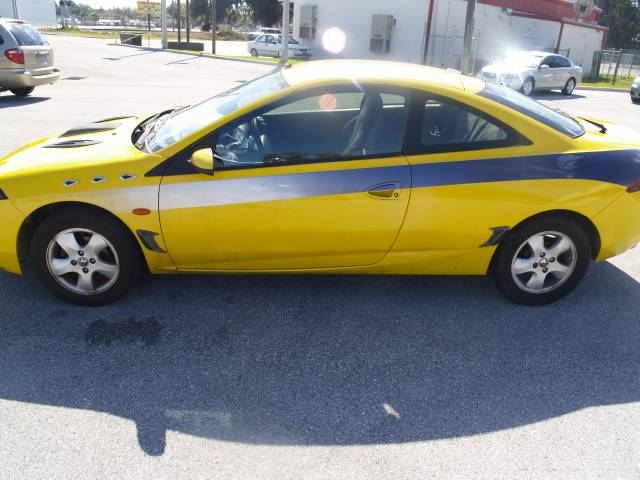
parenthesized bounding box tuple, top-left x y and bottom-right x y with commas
(576, 86, 629, 93)
(110, 42, 282, 67)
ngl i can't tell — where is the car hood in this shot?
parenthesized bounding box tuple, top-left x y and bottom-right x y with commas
(0, 115, 161, 186)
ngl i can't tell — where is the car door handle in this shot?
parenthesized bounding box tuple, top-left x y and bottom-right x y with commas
(367, 182, 402, 199)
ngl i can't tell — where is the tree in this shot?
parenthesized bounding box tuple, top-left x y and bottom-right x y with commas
(596, 0, 640, 48)
(246, 0, 281, 27)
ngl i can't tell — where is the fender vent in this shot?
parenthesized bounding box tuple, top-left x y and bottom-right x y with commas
(44, 139, 102, 148)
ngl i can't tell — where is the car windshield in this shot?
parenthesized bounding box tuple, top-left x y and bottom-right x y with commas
(479, 83, 585, 138)
(6, 22, 47, 46)
(142, 70, 289, 153)
(503, 54, 543, 68)
(276, 36, 299, 44)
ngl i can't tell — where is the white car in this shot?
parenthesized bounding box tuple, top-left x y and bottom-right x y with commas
(248, 34, 312, 59)
(631, 76, 639, 104)
(478, 51, 582, 96)
(247, 27, 281, 41)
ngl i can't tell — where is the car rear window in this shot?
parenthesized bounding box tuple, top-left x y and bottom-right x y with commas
(6, 22, 47, 46)
(478, 83, 585, 138)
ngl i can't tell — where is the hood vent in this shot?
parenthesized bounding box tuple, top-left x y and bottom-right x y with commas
(95, 116, 133, 123)
(44, 139, 103, 148)
(60, 122, 122, 137)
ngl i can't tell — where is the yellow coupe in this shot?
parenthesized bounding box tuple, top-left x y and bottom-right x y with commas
(1, 60, 639, 305)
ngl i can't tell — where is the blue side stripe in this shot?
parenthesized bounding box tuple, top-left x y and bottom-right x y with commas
(410, 149, 640, 189)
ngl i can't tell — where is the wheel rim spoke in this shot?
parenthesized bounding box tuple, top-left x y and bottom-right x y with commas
(512, 258, 534, 275)
(50, 258, 75, 276)
(525, 271, 546, 290)
(76, 272, 95, 293)
(93, 260, 117, 279)
(526, 235, 545, 255)
(547, 237, 572, 258)
(84, 233, 109, 258)
(55, 232, 83, 257)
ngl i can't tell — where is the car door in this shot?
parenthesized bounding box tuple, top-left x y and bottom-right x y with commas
(158, 85, 412, 271)
(394, 90, 534, 269)
(553, 56, 571, 88)
(262, 35, 277, 56)
(254, 35, 266, 55)
(537, 56, 555, 88)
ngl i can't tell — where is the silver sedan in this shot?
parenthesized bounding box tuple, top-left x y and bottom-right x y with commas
(631, 76, 640, 104)
(478, 51, 582, 96)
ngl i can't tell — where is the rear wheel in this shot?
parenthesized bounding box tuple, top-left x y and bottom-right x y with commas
(521, 77, 535, 96)
(492, 217, 591, 305)
(562, 78, 576, 95)
(31, 209, 141, 306)
(11, 87, 35, 97)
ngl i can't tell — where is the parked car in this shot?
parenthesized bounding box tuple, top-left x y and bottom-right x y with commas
(248, 34, 312, 59)
(247, 27, 281, 41)
(0, 18, 59, 97)
(631, 76, 640, 104)
(1, 61, 639, 306)
(478, 51, 582, 96)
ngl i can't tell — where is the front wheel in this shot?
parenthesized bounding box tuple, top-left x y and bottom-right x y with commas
(492, 217, 591, 305)
(520, 77, 535, 96)
(562, 78, 576, 95)
(11, 87, 35, 97)
(31, 209, 141, 306)
(250, 48, 258, 57)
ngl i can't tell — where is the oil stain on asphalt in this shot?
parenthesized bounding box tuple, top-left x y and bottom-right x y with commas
(84, 317, 162, 346)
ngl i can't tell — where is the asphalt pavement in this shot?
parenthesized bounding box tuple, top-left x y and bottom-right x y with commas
(0, 36, 639, 479)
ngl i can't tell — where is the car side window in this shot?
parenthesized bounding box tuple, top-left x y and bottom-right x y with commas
(266, 35, 276, 44)
(557, 56, 571, 68)
(541, 56, 553, 68)
(256, 35, 265, 43)
(212, 87, 409, 169)
(412, 96, 516, 154)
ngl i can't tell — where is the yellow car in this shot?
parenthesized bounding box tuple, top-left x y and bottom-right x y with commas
(1, 60, 639, 306)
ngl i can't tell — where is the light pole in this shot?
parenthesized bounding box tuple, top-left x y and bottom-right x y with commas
(280, 0, 290, 65)
(211, 0, 217, 54)
(460, 0, 477, 75)
(161, 0, 168, 48)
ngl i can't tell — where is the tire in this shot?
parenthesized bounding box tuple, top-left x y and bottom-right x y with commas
(250, 48, 258, 57)
(520, 77, 535, 96)
(10, 87, 35, 97)
(632, 97, 640, 104)
(492, 216, 591, 305)
(562, 78, 576, 95)
(31, 208, 141, 306)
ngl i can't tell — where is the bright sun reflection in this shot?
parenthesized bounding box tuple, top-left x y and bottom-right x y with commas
(322, 27, 347, 54)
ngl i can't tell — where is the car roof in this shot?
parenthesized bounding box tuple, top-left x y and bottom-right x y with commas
(282, 60, 484, 93)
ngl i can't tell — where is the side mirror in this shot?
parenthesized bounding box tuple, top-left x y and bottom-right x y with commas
(189, 148, 214, 176)
(539, 64, 550, 70)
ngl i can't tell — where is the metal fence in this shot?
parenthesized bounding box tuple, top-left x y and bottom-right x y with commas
(591, 49, 640, 83)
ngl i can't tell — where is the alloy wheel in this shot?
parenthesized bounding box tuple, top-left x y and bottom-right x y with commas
(46, 228, 120, 295)
(510, 231, 577, 294)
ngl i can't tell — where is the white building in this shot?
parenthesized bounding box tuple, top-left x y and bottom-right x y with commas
(0, 0, 57, 27)
(292, 0, 608, 76)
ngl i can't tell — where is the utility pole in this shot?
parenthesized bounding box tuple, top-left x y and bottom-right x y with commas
(460, 0, 477, 75)
(211, 0, 217, 54)
(280, 0, 290, 65)
(161, 0, 167, 48)
(186, 0, 190, 42)
(177, 0, 181, 43)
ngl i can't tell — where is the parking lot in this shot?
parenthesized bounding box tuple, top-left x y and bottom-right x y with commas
(1, 36, 640, 479)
